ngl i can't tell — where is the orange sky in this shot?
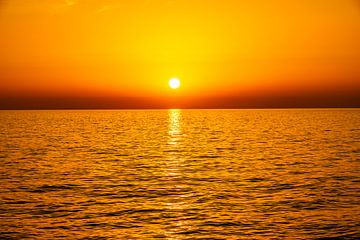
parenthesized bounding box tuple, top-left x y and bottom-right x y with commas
(0, 0, 360, 106)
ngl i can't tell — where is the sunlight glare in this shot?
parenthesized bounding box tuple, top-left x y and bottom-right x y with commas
(169, 78, 181, 89)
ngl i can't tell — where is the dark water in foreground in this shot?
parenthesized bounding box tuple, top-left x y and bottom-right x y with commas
(0, 109, 359, 239)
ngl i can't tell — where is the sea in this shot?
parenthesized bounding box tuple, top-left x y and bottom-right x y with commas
(0, 109, 359, 239)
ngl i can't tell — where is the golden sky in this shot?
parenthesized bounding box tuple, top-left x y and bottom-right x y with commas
(0, 0, 360, 101)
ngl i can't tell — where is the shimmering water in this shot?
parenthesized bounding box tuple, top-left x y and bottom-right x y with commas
(0, 109, 359, 239)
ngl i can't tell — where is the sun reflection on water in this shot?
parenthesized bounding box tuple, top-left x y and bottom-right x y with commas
(166, 109, 182, 177)
(162, 109, 193, 237)
(168, 109, 182, 146)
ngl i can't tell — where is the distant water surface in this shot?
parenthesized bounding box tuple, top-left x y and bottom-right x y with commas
(0, 109, 359, 239)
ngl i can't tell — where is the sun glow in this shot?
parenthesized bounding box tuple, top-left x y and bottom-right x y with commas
(0, 1, 359, 107)
(169, 78, 181, 89)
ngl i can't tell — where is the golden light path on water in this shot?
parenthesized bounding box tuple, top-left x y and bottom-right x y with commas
(163, 109, 189, 238)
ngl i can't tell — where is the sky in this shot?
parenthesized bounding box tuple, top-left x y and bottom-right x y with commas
(0, 0, 360, 108)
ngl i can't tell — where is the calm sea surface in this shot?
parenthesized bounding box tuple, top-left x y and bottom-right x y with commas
(0, 109, 359, 239)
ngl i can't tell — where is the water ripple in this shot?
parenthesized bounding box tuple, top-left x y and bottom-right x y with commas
(0, 109, 359, 239)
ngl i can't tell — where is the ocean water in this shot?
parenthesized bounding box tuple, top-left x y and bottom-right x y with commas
(0, 109, 359, 239)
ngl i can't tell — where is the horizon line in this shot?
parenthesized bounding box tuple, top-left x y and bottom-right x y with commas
(1, 95, 360, 109)
(1, 107, 360, 111)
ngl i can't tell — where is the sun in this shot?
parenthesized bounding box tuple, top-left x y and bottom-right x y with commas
(169, 78, 180, 89)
